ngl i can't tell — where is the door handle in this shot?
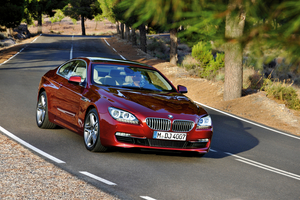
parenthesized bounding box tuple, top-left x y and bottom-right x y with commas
(81, 97, 90, 102)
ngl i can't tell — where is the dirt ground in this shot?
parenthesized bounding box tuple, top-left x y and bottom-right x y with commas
(1, 18, 299, 136)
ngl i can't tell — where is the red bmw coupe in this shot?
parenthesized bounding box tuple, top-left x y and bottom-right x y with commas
(36, 57, 213, 155)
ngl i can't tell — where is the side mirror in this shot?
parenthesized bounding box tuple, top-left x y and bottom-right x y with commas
(69, 76, 82, 84)
(177, 85, 187, 93)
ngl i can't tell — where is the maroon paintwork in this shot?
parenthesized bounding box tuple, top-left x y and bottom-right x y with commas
(37, 57, 213, 153)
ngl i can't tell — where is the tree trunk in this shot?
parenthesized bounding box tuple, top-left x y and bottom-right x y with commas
(124, 24, 128, 40)
(131, 28, 137, 46)
(6, 28, 13, 36)
(116, 22, 120, 34)
(120, 23, 124, 39)
(223, 0, 246, 101)
(37, 12, 42, 34)
(125, 25, 130, 41)
(170, 28, 178, 65)
(139, 25, 147, 53)
(81, 15, 86, 35)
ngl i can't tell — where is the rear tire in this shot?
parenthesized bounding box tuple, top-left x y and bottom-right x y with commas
(84, 108, 107, 152)
(36, 91, 56, 129)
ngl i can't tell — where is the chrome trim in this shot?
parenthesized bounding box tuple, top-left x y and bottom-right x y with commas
(146, 118, 194, 132)
(146, 118, 171, 131)
(172, 120, 195, 132)
(81, 97, 90, 102)
(57, 107, 76, 117)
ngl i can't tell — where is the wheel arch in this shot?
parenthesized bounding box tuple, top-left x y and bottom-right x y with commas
(85, 105, 97, 117)
(37, 87, 46, 100)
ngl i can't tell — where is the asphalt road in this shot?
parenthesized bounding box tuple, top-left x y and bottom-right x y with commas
(0, 35, 300, 200)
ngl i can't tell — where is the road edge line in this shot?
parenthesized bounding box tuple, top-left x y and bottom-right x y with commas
(79, 171, 117, 186)
(0, 126, 65, 164)
(0, 34, 41, 66)
(195, 101, 300, 140)
(104, 39, 126, 60)
(140, 196, 157, 200)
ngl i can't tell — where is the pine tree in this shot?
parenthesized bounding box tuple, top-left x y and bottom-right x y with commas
(63, 0, 101, 35)
(0, 0, 25, 29)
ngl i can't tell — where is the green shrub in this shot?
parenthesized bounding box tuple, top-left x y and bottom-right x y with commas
(261, 78, 300, 110)
(147, 27, 157, 35)
(191, 41, 225, 78)
(205, 53, 224, 78)
(192, 41, 213, 66)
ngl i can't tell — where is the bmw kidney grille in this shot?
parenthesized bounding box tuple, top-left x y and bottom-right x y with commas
(146, 118, 194, 132)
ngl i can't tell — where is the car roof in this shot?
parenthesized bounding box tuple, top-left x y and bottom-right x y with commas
(80, 57, 152, 68)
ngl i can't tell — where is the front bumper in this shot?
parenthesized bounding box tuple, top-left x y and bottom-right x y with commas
(99, 112, 213, 153)
(114, 134, 211, 153)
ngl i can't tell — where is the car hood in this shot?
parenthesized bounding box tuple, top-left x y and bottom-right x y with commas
(98, 87, 207, 116)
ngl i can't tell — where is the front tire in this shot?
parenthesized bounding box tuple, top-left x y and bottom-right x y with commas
(36, 91, 56, 129)
(84, 108, 107, 152)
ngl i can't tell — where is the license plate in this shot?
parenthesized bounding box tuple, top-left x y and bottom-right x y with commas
(153, 131, 187, 141)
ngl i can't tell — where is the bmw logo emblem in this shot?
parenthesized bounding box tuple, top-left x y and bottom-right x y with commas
(168, 115, 173, 119)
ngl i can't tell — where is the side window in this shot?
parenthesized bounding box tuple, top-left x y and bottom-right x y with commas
(73, 60, 87, 83)
(58, 61, 76, 79)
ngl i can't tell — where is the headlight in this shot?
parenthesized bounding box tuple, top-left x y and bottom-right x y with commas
(196, 115, 212, 129)
(108, 107, 139, 124)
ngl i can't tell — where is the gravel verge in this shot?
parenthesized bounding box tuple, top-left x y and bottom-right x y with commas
(0, 133, 119, 199)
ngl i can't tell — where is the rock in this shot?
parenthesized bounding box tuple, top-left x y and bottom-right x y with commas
(0, 38, 15, 47)
(13, 24, 31, 39)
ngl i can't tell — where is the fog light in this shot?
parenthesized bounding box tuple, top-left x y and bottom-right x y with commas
(115, 132, 131, 137)
(198, 138, 209, 142)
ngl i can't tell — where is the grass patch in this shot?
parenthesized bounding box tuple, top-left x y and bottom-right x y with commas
(261, 78, 300, 110)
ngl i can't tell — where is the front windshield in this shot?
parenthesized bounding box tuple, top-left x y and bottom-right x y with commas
(92, 64, 175, 92)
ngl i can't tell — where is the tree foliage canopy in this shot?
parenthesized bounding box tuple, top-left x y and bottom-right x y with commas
(63, 0, 101, 20)
(114, 0, 300, 100)
(63, 0, 102, 35)
(26, 0, 68, 19)
(98, 0, 116, 23)
(0, 0, 25, 28)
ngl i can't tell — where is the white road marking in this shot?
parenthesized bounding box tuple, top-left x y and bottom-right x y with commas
(0, 34, 41, 66)
(195, 101, 300, 140)
(236, 159, 300, 181)
(79, 171, 117, 186)
(104, 39, 110, 46)
(211, 149, 300, 180)
(31, 35, 40, 43)
(70, 45, 73, 59)
(70, 35, 74, 59)
(0, 47, 25, 66)
(120, 55, 126, 60)
(0, 34, 66, 164)
(104, 39, 126, 60)
(0, 126, 65, 164)
(224, 152, 300, 181)
(140, 196, 157, 200)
